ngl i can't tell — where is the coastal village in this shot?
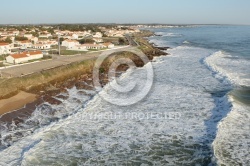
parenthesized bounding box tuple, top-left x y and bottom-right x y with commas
(0, 23, 169, 116)
(0, 25, 140, 65)
(0, 23, 169, 117)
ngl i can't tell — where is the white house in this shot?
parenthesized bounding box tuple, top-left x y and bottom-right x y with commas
(105, 30, 124, 37)
(46, 40, 58, 45)
(32, 44, 51, 50)
(39, 33, 52, 38)
(6, 51, 43, 64)
(72, 34, 79, 40)
(37, 39, 58, 46)
(0, 33, 9, 37)
(24, 34, 33, 39)
(69, 45, 88, 51)
(18, 40, 32, 49)
(0, 43, 11, 55)
(93, 32, 103, 38)
(30, 37, 38, 44)
(62, 40, 79, 49)
(82, 43, 106, 50)
(10, 37, 15, 43)
(93, 38, 103, 43)
(78, 31, 91, 38)
(103, 42, 115, 49)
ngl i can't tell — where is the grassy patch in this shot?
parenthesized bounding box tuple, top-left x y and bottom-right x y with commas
(133, 30, 168, 59)
(49, 50, 87, 55)
(0, 58, 96, 99)
(87, 48, 107, 51)
(51, 45, 66, 50)
(0, 54, 9, 61)
(61, 50, 87, 55)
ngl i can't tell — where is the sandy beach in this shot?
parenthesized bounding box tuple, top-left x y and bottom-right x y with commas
(0, 91, 37, 116)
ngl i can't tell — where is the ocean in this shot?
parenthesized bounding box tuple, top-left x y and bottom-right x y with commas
(0, 25, 249, 165)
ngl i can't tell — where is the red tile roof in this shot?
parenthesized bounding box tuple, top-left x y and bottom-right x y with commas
(20, 40, 31, 43)
(0, 43, 9, 46)
(10, 53, 28, 59)
(29, 51, 42, 55)
(10, 51, 42, 59)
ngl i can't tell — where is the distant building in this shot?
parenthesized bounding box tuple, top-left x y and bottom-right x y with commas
(32, 44, 51, 50)
(93, 32, 103, 38)
(0, 33, 9, 37)
(23, 34, 33, 39)
(30, 37, 39, 44)
(82, 43, 106, 50)
(18, 40, 32, 49)
(39, 33, 52, 38)
(103, 42, 115, 49)
(6, 51, 43, 64)
(37, 39, 57, 46)
(0, 43, 11, 55)
(69, 45, 88, 51)
(62, 40, 80, 49)
(93, 38, 103, 43)
(72, 34, 79, 40)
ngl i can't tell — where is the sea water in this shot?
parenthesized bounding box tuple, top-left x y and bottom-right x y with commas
(0, 25, 249, 165)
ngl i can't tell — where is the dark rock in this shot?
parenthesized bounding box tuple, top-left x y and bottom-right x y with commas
(75, 82, 94, 90)
(155, 47, 171, 51)
(43, 95, 62, 105)
(45, 85, 61, 96)
(56, 94, 69, 100)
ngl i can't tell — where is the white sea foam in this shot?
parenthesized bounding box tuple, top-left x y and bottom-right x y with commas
(0, 46, 230, 165)
(205, 51, 250, 87)
(155, 32, 183, 37)
(0, 85, 96, 148)
(183, 40, 190, 44)
(204, 51, 250, 165)
(164, 33, 183, 37)
(213, 98, 250, 165)
(149, 38, 170, 47)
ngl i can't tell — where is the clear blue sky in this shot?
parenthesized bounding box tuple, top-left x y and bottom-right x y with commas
(1, 0, 250, 25)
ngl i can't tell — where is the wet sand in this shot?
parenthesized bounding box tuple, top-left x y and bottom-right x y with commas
(0, 91, 37, 116)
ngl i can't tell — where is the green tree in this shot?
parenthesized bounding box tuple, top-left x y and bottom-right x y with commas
(85, 39, 95, 43)
(78, 38, 85, 44)
(15, 36, 28, 41)
(4, 37, 12, 44)
(31, 31, 39, 37)
(48, 28, 55, 35)
(59, 37, 64, 45)
(78, 38, 95, 44)
(118, 38, 125, 45)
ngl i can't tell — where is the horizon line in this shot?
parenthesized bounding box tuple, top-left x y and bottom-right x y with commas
(0, 23, 249, 26)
